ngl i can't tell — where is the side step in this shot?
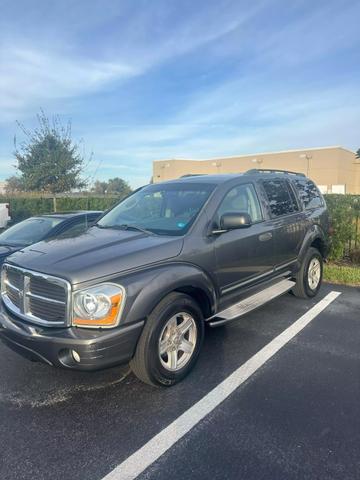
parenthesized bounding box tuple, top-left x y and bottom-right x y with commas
(208, 279, 296, 327)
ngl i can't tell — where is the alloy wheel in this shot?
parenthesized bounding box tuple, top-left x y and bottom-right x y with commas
(158, 312, 197, 372)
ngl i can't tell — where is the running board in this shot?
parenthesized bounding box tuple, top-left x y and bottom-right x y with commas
(208, 279, 296, 327)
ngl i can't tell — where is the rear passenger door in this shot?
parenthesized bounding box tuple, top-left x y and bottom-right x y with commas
(260, 178, 306, 269)
(292, 177, 327, 239)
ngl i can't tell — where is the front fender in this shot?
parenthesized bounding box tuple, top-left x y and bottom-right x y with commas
(118, 263, 217, 326)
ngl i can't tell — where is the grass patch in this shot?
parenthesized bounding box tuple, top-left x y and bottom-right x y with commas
(324, 263, 360, 286)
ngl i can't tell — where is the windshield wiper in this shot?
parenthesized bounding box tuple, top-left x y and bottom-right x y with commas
(118, 224, 155, 235)
(94, 223, 154, 235)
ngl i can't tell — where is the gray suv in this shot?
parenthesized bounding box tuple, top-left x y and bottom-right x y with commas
(0, 170, 329, 386)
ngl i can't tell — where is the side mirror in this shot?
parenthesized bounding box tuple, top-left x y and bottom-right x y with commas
(220, 212, 252, 231)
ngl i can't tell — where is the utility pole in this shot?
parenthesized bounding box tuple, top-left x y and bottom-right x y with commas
(299, 153, 312, 177)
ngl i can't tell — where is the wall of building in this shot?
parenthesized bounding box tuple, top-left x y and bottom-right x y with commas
(153, 146, 360, 194)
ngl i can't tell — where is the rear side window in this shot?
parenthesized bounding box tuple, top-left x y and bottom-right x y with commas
(262, 180, 299, 217)
(293, 179, 323, 209)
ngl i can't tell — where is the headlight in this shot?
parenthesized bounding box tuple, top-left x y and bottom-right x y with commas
(72, 283, 125, 328)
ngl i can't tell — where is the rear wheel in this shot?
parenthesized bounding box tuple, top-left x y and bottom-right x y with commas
(130, 292, 204, 387)
(292, 247, 323, 298)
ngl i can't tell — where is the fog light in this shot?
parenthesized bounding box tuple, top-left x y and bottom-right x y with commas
(71, 350, 81, 363)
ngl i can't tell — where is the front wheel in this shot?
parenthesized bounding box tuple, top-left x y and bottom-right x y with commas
(292, 247, 323, 299)
(130, 292, 204, 387)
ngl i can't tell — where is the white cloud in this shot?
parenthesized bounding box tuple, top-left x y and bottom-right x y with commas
(83, 77, 360, 187)
(1, 0, 359, 188)
(0, 45, 139, 122)
(0, 0, 263, 122)
(254, 2, 360, 67)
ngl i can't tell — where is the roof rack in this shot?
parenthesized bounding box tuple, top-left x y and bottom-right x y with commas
(180, 174, 206, 178)
(245, 169, 305, 176)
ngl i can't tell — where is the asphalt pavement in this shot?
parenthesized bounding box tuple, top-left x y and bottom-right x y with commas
(0, 283, 359, 480)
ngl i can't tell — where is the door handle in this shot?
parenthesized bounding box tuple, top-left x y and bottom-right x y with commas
(259, 232, 273, 242)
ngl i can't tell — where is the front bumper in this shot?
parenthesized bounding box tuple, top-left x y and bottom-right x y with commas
(0, 303, 144, 371)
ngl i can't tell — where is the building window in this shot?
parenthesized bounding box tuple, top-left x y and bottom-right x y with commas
(331, 185, 346, 194)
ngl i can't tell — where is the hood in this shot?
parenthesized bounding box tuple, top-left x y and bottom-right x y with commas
(0, 245, 21, 266)
(0, 245, 20, 256)
(7, 227, 184, 284)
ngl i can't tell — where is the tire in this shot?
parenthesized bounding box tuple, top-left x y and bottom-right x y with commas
(292, 247, 323, 299)
(130, 292, 204, 387)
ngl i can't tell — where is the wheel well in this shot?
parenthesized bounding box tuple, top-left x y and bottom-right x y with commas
(174, 286, 213, 319)
(310, 237, 326, 258)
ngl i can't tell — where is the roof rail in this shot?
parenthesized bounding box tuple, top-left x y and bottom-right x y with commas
(180, 174, 206, 178)
(245, 168, 306, 176)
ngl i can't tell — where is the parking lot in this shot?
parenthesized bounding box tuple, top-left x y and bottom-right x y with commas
(0, 283, 359, 480)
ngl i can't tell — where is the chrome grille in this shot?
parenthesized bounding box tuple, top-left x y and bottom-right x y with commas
(1, 264, 70, 327)
(28, 296, 66, 323)
(29, 276, 67, 303)
(7, 269, 22, 290)
(6, 284, 21, 308)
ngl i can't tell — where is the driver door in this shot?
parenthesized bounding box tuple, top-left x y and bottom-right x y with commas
(213, 183, 276, 293)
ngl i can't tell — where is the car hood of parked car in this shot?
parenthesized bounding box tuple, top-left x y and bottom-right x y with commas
(6, 226, 184, 285)
(0, 245, 21, 265)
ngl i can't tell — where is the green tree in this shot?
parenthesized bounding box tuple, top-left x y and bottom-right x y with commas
(5, 175, 25, 194)
(91, 180, 108, 194)
(91, 177, 132, 196)
(14, 111, 88, 194)
(107, 177, 132, 196)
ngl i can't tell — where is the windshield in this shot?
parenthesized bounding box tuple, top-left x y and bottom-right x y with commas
(97, 183, 215, 236)
(0, 217, 63, 246)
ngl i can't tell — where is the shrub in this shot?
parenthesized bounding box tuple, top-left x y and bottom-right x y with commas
(324, 194, 360, 261)
(0, 195, 120, 223)
(349, 249, 360, 265)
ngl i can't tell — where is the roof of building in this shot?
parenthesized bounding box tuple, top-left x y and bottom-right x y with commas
(154, 145, 355, 163)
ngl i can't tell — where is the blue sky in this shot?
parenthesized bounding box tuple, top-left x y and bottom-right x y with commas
(0, 0, 359, 188)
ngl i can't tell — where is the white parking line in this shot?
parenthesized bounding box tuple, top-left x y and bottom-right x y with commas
(102, 291, 341, 480)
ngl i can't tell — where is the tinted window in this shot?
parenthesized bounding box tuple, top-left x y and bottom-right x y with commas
(0, 217, 63, 246)
(218, 183, 262, 223)
(98, 183, 215, 236)
(286, 183, 300, 211)
(293, 179, 323, 209)
(56, 219, 88, 238)
(262, 180, 299, 217)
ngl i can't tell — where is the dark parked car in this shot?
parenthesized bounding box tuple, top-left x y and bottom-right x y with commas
(0, 171, 329, 386)
(0, 211, 102, 266)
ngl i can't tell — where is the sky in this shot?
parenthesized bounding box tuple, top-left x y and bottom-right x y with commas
(0, 0, 359, 188)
